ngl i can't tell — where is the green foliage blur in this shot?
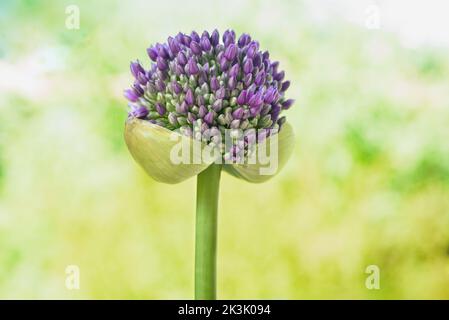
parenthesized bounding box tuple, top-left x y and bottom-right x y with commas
(1, 0, 449, 299)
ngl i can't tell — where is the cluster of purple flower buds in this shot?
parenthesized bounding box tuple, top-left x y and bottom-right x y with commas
(124, 29, 294, 156)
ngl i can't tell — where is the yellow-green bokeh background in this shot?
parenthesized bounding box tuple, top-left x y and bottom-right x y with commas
(1, 0, 449, 299)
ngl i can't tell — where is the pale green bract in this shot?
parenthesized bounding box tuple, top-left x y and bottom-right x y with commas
(125, 118, 295, 183)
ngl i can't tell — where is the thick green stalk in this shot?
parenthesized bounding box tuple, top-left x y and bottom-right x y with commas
(195, 164, 222, 300)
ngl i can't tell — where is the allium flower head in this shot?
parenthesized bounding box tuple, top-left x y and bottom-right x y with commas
(124, 30, 295, 183)
(124, 29, 293, 135)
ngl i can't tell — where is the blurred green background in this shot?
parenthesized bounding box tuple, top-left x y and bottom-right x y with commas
(1, 0, 449, 299)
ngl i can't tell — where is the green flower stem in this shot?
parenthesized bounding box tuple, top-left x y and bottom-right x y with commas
(195, 163, 222, 300)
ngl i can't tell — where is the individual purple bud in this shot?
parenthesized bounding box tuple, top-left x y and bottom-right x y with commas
(243, 73, 252, 87)
(185, 88, 194, 106)
(262, 50, 270, 61)
(249, 107, 258, 117)
(204, 111, 214, 125)
(130, 60, 145, 78)
(167, 37, 178, 54)
(271, 61, 279, 72)
(270, 104, 281, 122)
(198, 73, 207, 85)
(124, 89, 139, 102)
(255, 70, 265, 86)
(260, 104, 271, 116)
(146, 82, 157, 94)
(202, 62, 210, 75)
(280, 80, 290, 92)
(216, 87, 226, 99)
(136, 72, 148, 85)
(156, 57, 168, 71)
(216, 50, 224, 61)
(155, 103, 166, 115)
(212, 99, 223, 112)
(175, 64, 184, 76)
(198, 105, 207, 118)
(200, 35, 212, 51)
(187, 112, 197, 124)
(129, 105, 149, 119)
(166, 43, 174, 59)
(250, 105, 262, 117)
(176, 101, 188, 114)
(222, 29, 236, 47)
(155, 79, 166, 91)
(237, 90, 247, 105)
(171, 82, 182, 95)
(196, 94, 205, 106)
(222, 30, 230, 42)
(187, 58, 199, 75)
(224, 44, 237, 61)
(132, 83, 144, 96)
(229, 64, 239, 77)
(182, 34, 192, 46)
(253, 53, 262, 67)
(202, 30, 210, 39)
(145, 68, 153, 78)
(232, 107, 244, 119)
(155, 43, 169, 59)
(230, 119, 240, 129)
(157, 69, 167, 80)
(238, 33, 251, 48)
(246, 90, 254, 104)
(246, 42, 258, 59)
(248, 91, 263, 108)
(253, 97, 264, 111)
(191, 31, 200, 42)
(190, 41, 202, 55)
(263, 59, 270, 71)
(210, 76, 219, 91)
(167, 60, 176, 72)
(210, 29, 220, 46)
(228, 76, 237, 90)
(263, 87, 277, 103)
(247, 83, 256, 95)
(200, 122, 210, 133)
(168, 112, 178, 126)
(281, 99, 294, 110)
(243, 58, 253, 74)
(219, 57, 229, 71)
(177, 51, 187, 65)
(274, 70, 285, 81)
(175, 32, 184, 43)
(146, 46, 158, 61)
